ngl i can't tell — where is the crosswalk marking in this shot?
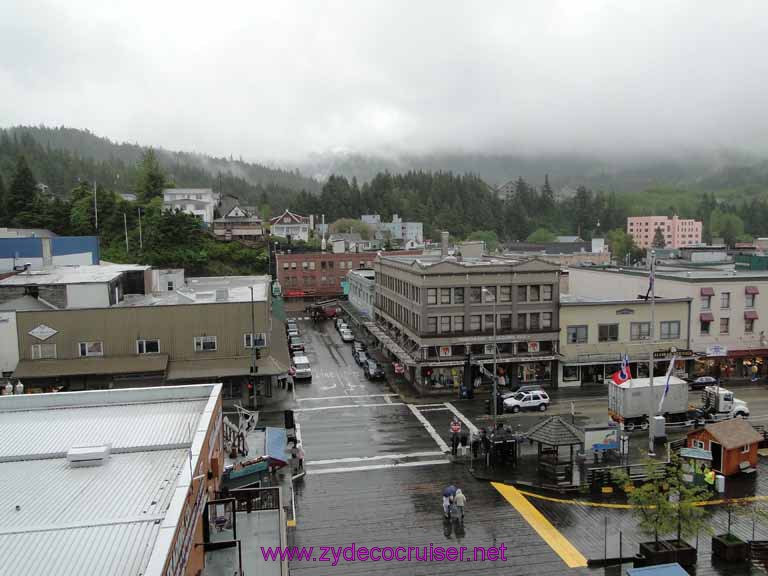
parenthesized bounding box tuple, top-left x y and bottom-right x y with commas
(306, 459, 451, 475)
(407, 404, 450, 452)
(307, 451, 446, 466)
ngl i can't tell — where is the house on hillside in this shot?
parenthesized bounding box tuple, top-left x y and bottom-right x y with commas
(687, 419, 762, 477)
(213, 205, 264, 241)
(162, 188, 220, 225)
(270, 209, 312, 242)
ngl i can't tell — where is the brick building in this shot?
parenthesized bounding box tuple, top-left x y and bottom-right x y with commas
(627, 215, 702, 249)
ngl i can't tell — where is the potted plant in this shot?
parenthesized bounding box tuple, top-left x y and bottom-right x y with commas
(711, 500, 748, 562)
(614, 455, 709, 567)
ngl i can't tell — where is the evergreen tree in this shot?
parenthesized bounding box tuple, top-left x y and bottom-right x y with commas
(0, 175, 7, 225)
(136, 149, 166, 202)
(652, 227, 666, 248)
(7, 155, 38, 227)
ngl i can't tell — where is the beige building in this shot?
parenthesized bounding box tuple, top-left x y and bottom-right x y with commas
(559, 295, 692, 387)
(13, 277, 289, 408)
(374, 244, 561, 393)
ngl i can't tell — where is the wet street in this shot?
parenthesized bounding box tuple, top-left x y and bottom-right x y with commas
(287, 318, 768, 575)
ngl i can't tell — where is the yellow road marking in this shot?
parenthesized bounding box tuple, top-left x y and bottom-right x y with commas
(514, 488, 768, 509)
(492, 482, 588, 568)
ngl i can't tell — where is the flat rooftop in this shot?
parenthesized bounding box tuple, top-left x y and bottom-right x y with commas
(0, 263, 149, 286)
(379, 254, 522, 268)
(0, 384, 221, 576)
(115, 275, 269, 307)
(574, 265, 768, 282)
(560, 294, 691, 305)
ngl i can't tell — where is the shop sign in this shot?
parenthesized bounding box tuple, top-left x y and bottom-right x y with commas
(654, 348, 695, 359)
(28, 324, 57, 341)
(484, 344, 495, 355)
(707, 344, 728, 357)
(439, 346, 452, 357)
(528, 341, 540, 353)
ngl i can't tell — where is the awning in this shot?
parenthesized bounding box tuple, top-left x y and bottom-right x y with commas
(746, 286, 760, 295)
(13, 354, 169, 379)
(680, 447, 712, 461)
(700, 287, 715, 296)
(699, 312, 714, 322)
(166, 355, 288, 381)
(745, 310, 759, 320)
(265, 427, 289, 465)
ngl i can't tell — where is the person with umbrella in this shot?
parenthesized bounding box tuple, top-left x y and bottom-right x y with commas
(442, 484, 457, 519)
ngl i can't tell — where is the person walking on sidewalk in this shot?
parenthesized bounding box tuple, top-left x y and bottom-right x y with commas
(454, 488, 466, 521)
(449, 419, 462, 457)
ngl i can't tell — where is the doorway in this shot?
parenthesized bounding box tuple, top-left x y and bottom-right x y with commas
(711, 441, 723, 472)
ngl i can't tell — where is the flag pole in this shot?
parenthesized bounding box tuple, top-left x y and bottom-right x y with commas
(648, 250, 656, 456)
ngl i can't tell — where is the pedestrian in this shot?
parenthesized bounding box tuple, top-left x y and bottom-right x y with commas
(442, 485, 457, 518)
(449, 419, 461, 457)
(454, 488, 466, 520)
(297, 443, 305, 472)
(471, 432, 480, 460)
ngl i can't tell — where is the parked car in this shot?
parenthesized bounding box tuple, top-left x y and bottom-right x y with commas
(340, 328, 355, 342)
(289, 336, 305, 354)
(689, 376, 719, 391)
(353, 346, 366, 363)
(287, 329, 300, 339)
(501, 384, 544, 399)
(364, 359, 385, 380)
(353, 340, 367, 352)
(503, 390, 550, 413)
(335, 318, 347, 331)
(355, 351, 369, 366)
(286, 321, 298, 333)
(291, 355, 312, 380)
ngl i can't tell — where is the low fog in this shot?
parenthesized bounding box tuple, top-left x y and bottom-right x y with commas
(1, 0, 767, 163)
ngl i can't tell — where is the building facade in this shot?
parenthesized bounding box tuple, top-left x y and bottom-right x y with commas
(361, 214, 423, 245)
(627, 215, 702, 249)
(163, 188, 220, 224)
(0, 235, 100, 273)
(374, 253, 561, 393)
(213, 205, 264, 240)
(347, 268, 375, 319)
(569, 266, 768, 380)
(270, 209, 311, 242)
(559, 295, 692, 387)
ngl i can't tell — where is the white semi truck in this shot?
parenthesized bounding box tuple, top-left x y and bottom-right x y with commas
(608, 376, 749, 431)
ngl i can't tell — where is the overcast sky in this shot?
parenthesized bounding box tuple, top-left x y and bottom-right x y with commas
(1, 1, 767, 163)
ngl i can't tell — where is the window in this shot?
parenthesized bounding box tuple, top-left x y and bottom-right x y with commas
(484, 314, 495, 331)
(453, 316, 464, 333)
(282, 262, 289, 270)
(454, 287, 464, 304)
(470, 315, 482, 332)
(700, 320, 711, 335)
(500, 286, 512, 302)
(483, 286, 496, 303)
(339, 261, 346, 270)
(440, 316, 451, 333)
(529, 285, 540, 301)
(746, 293, 756, 308)
(517, 313, 527, 330)
(427, 289, 437, 305)
(440, 288, 451, 304)
(721, 292, 730, 309)
(529, 313, 540, 331)
(137, 339, 160, 354)
(302, 261, 309, 270)
(78, 341, 103, 357)
(327, 261, 334, 270)
(244, 333, 266, 348)
(542, 285, 553, 301)
(563, 365, 579, 381)
(541, 312, 552, 329)
(167, 281, 174, 291)
(660, 321, 681, 340)
(291, 262, 297, 269)
(746, 318, 755, 334)
(31, 343, 56, 359)
(701, 295, 711, 310)
(500, 314, 512, 331)
(321, 261, 327, 270)
(692, 439, 705, 450)
(517, 286, 527, 302)
(631, 322, 650, 341)
(194, 336, 217, 352)
(598, 324, 619, 342)
(567, 325, 588, 344)
(720, 317, 730, 335)
(470, 287, 482, 303)
(426, 317, 437, 333)
(308, 262, 316, 271)
(742, 445, 751, 454)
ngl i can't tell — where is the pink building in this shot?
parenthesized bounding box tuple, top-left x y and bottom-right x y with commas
(627, 215, 702, 249)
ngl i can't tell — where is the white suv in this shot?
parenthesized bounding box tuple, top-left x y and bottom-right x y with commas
(291, 355, 312, 380)
(503, 390, 550, 413)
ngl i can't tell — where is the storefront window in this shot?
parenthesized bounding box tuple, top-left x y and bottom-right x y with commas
(423, 366, 463, 389)
(563, 365, 580, 381)
(518, 361, 551, 382)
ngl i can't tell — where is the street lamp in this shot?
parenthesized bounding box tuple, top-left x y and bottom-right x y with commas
(482, 287, 498, 427)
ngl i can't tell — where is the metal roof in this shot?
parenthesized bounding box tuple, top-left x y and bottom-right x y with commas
(526, 416, 585, 446)
(0, 384, 220, 576)
(13, 354, 169, 379)
(0, 263, 149, 286)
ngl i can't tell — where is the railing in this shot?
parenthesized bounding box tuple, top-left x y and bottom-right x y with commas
(228, 486, 281, 512)
(587, 462, 666, 488)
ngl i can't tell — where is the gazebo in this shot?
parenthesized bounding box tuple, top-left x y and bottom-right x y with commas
(526, 416, 585, 486)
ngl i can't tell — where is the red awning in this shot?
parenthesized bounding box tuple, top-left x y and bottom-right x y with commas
(745, 310, 759, 320)
(746, 286, 760, 295)
(700, 312, 714, 322)
(700, 287, 715, 296)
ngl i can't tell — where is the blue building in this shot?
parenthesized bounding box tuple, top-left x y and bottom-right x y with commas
(0, 234, 100, 273)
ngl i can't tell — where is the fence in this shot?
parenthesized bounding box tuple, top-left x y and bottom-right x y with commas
(229, 486, 281, 512)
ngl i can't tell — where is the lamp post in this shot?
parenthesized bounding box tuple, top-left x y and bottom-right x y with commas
(249, 285, 258, 408)
(647, 249, 656, 456)
(482, 287, 498, 427)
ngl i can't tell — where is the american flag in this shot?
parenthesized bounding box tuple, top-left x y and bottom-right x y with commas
(611, 354, 631, 385)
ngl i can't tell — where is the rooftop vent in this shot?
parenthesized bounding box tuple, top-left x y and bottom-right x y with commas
(67, 444, 111, 468)
(215, 288, 229, 301)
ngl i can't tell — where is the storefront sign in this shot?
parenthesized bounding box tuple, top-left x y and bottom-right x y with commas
(484, 344, 496, 355)
(439, 346, 452, 357)
(707, 344, 728, 357)
(654, 348, 695, 359)
(28, 324, 57, 341)
(528, 341, 540, 353)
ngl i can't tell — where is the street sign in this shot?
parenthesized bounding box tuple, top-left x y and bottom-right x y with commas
(439, 346, 452, 357)
(484, 344, 495, 355)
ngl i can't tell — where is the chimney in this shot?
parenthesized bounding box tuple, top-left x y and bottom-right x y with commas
(441, 231, 450, 258)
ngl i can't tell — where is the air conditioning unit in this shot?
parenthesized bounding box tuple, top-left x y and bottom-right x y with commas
(67, 444, 111, 468)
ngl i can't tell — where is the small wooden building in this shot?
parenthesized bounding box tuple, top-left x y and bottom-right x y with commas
(686, 419, 762, 477)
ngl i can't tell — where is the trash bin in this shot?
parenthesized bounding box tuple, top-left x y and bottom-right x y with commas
(716, 474, 725, 493)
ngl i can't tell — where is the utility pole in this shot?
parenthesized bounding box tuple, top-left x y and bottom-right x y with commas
(123, 213, 129, 253)
(249, 285, 258, 405)
(483, 287, 498, 427)
(137, 207, 143, 250)
(648, 249, 656, 456)
(94, 182, 98, 231)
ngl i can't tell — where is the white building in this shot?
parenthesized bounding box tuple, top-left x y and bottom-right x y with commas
(163, 188, 220, 224)
(270, 209, 312, 242)
(568, 266, 768, 379)
(0, 383, 223, 576)
(347, 268, 375, 319)
(361, 214, 423, 245)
